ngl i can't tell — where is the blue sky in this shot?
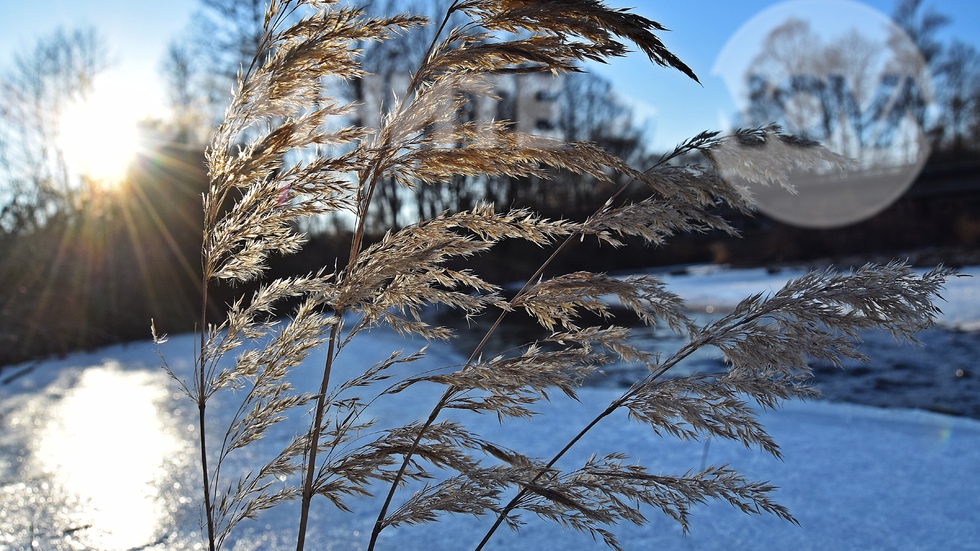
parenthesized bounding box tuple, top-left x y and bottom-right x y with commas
(591, 0, 980, 150)
(0, 0, 198, 116)
(1, 0, 977, 151)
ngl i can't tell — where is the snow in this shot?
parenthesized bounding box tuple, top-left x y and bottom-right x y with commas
(654, 264, 980, 332)
(2, 265, 979, 550)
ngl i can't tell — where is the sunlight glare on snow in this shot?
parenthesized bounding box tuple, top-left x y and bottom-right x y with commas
(36, 363, 181, 550)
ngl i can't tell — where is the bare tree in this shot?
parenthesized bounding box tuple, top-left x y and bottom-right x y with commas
(171, 0, 269, 130)
(0, 27, 133, 364)
(744, 17, 929, 169)
(934, 40, 980, 152)
(890, 0, 949, 67)
(355, 0, 459, 230)
(744, 18, 823, 139)
(0, 26, 108, 236)
(161, 41, 206, 144)
(345, 0, 652, 231)
(172, 0, 659, 235)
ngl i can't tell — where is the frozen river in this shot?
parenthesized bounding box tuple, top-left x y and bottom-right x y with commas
(2, 263, 978, 550)
(445, 264, 980, 420)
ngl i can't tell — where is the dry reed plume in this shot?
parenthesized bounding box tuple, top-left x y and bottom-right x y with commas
(157, 1, 955, 550)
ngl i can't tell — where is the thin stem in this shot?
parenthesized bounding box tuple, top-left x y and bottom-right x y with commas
(367, 161, 661, 549)
(364, 9, 488, 551)
(474, 325, 754, 550)
(296, 320, 342, 551)
(367, 3, 691, 545)
(198, 276, 216, 551)
(405, 1, 460, 93)
(368, 231, 586, 541)
(297, 114, 390, 549)
(474, 404, 657, 549)
(198, 401, 216, 551)
(365, 237, 579, 551)
(462, 234, 577, 368)
(347, 166, 382, 267)
(473, 357, 688, 550)
(349, 0, 462, 257)
(296, 99, 387, 551)
(296, 75, 392, 547)
(297, 117, 393, 548)
(473, 403, 615, 551)
(367, 388, 452, 551)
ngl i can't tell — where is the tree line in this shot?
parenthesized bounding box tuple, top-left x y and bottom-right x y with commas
(0, 0, 977, 367)
(741, 0, 980, 165)
(0, 0, 655, 367)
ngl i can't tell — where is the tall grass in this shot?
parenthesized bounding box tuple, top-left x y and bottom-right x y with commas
(159, 1, 954, 549)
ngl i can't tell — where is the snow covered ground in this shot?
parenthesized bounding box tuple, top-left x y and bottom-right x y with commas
(673, 264, 980, 331)
(1, 265, 979, 550)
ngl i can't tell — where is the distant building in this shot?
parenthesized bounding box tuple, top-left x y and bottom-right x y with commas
(355, 72, 561, 136)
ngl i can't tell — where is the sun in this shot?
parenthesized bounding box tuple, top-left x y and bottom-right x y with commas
(58, 83, 146, 188)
